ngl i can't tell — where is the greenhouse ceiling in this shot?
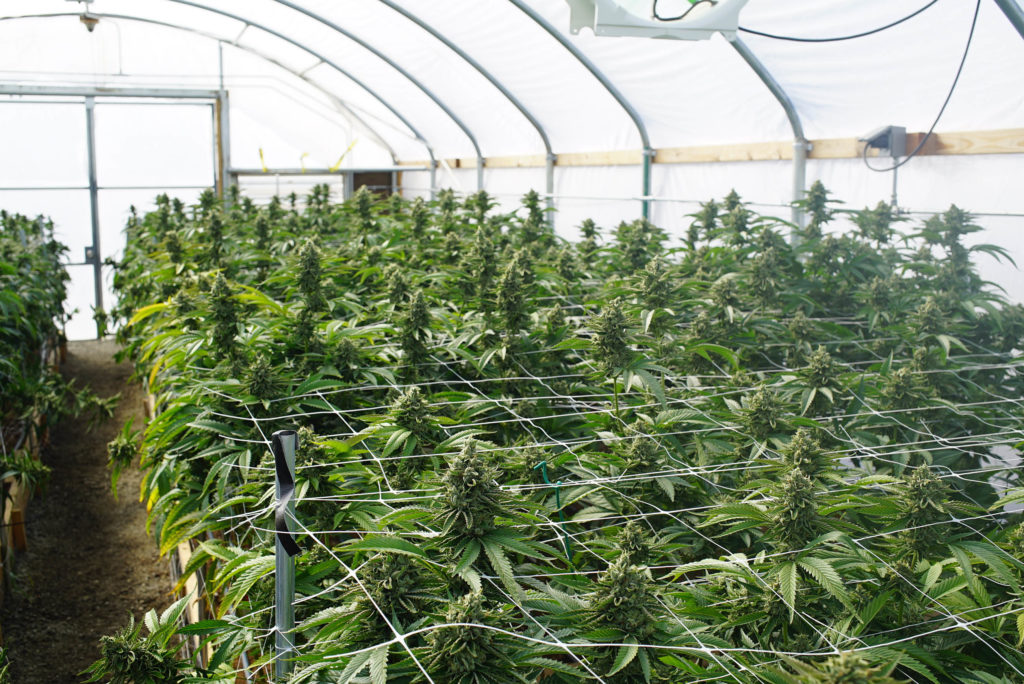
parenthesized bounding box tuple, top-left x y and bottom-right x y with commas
(2, 0, 1023, 167)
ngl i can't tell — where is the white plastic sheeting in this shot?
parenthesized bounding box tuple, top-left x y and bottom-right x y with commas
(0, 97, 213, 339)
(0, 0, 1022, 332)
(4, 1, 1020, 159)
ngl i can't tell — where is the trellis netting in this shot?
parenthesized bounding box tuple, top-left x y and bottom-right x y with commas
(3, 1, 1024, 679)
(103, 183, 1024, 682)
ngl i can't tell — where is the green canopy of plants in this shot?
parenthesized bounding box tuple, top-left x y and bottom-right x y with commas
(0, 210, 69, 491)
(108, 184, 1024, 683)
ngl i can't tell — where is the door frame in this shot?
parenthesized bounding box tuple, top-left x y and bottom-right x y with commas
(0, 85, 227, 337)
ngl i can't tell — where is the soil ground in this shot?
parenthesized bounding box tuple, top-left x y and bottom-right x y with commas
(1, 339, 171, 683)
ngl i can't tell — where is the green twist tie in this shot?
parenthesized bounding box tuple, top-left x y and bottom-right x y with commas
(533, 460, 573, 563)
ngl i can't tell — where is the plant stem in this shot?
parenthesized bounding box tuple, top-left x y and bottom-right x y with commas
(613, 379, 620, 421)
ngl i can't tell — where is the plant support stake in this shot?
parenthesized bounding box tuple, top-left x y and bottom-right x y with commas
(272, 429, 300, 681)
(533, 460, 573, 564)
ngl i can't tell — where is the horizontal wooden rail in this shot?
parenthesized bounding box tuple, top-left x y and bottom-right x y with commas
(398, 128, 1024, 171)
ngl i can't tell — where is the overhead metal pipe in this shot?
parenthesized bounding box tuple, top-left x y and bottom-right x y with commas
(156, 0, 439, 174)
(993, 0, 1024, 40)
(509, 0, 654, 219)
(377, 0, 558, 223)
(0, 13, 401, 163)
(267, 0, 484, 189)
(729, 37, 810, 230)
(0, 83, 218, 99)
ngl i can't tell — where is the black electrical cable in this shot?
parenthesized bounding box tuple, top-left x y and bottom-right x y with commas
(652, 0, 716, 22)
(864, 0, 981, 173)
(738, 0, 941, 43)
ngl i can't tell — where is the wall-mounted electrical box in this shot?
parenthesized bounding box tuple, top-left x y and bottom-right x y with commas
(859, 126, 908, 158)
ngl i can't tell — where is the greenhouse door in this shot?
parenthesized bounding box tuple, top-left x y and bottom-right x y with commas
(0, 88, 220, 340)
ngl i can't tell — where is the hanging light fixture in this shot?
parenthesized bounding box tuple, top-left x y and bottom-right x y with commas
(566, 0, 748, 40)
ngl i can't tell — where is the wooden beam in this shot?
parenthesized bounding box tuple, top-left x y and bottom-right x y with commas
(557, 149, 644, 166)
(7, 479, 27, 552)
(395, 128, 1024, 172)
(808, 137, 867, 160)
(176, 540, 213, 665)
(177, 541, 202, 627)
(907, 128, 1024, 156)
(656, 140, 791, 164)
(481, 154, 548, 169)
(9, 510, 26, 552)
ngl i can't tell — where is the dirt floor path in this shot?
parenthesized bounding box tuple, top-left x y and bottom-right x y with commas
(1, 339, 170, 683)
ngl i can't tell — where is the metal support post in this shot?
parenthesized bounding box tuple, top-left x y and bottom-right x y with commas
(215, 90, 232, 200)
(84, 96, 104, 336)
(343, 171, 355, 200)
(641, 148, 654, 220)
(221, 91, 232, 196)
(209, 104, 219, 196)
(510, 0, 652, 226)
(214, 97, 224, 198)
(729, 37, 809, 232)
(218, 41, 226, 91)
(429, 160, 438, 200)
(545, 153, 557, 229)
(217, 44, 234, 203)
(891, 164, 900, 211)
(381, 0, 555, 208)
(793, 139, 810, 225)
(272, 429, 299, 681)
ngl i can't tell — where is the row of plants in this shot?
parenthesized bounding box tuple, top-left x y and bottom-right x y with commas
(105, 183, 1024, 683)
(0, 211, 70, 494)
(0, 212, 114, 500)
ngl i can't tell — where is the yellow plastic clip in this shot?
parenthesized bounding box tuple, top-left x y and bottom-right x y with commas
(329, 139, 359, 173)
